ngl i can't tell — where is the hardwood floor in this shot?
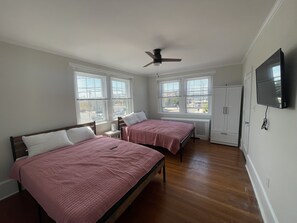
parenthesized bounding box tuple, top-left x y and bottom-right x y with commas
(0, 140, 262, 223)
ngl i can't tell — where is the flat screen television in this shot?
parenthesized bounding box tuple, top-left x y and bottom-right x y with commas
(256, 48, 287, 108)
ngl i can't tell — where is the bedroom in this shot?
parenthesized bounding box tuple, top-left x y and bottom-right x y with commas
(0, 0, 297, 222)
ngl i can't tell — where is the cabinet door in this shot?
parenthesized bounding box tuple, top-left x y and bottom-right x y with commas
(225, 87, 242, 134)
(212, 87, 226, 132)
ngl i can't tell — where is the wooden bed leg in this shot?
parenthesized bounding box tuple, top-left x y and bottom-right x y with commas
(180, 149, 183, 162)
(163, 164, 166, 183)
(17, 182, 22, 192)
(37, 203, 42, 223)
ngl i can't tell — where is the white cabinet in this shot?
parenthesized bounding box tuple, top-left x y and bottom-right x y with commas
(210, 86, 242, 147)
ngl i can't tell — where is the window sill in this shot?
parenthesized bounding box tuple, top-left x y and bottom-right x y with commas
(95, 120, 118, 126)
(95, 121, 109, 126)
(158, 112, 211, 117)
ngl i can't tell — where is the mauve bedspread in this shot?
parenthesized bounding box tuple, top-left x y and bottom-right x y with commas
(10, 136, 163, 223)
(122, 120, 194, 154)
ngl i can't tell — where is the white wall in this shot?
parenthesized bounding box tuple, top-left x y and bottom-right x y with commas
(242, 0, 297, 222)
(0, 41, 148, 199)
(148, 64, 243, 119)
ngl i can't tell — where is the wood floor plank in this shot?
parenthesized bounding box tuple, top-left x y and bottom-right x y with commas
(117, 140, 263, 223)
(0, 140, 263, 223)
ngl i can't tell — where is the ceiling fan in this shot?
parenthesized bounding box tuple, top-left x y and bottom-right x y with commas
(143, 48, 182, 67)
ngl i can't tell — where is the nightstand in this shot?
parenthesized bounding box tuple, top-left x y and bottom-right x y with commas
(104, 130, 121, 139)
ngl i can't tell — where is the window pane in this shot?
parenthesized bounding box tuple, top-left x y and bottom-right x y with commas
(161, 81, 180, 97)
(112, 79, 129, 98)
(161, 97, 180, 113)
(77, 75, 104, 99)
(186, 79, 209, 96)
(112, 99, 131, 119)
(77, 77, 86, 89)
(186, 96, 208, 113)
(78, 100, 107, 123)
(111, 79, 131, 119)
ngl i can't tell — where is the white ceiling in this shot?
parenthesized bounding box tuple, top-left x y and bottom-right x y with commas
(0, 0, 276, 76)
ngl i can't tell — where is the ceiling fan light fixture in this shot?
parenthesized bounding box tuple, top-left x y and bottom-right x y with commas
(143, 48, 181, 68)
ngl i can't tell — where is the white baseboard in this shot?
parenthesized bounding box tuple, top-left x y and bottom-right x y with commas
(0, 179, 18, 200)
(245, 155, 279, 223)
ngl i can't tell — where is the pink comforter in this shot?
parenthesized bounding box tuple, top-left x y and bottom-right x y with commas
(10, 136, 163, 223)
(122, 120, 194, 154)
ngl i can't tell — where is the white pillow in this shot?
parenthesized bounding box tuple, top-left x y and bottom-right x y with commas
(122, 113, 139, 126)
(135, 111, 147, 122)
(66, 126, 96, 144)
(22, 130, 73, 157)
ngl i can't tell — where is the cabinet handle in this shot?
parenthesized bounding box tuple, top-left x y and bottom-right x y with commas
(223, 107, 228, 114)
(221, 132, 227, 135)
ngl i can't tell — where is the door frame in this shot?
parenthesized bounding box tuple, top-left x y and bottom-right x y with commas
(241, 70, 253, 158)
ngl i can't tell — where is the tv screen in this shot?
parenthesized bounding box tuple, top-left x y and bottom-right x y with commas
(256, 49, 287, 108)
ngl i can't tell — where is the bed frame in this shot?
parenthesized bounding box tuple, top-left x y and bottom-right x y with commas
(10, 121, 165, 223)
(10, 121, 97, 162)
(118, 117, 195, 162)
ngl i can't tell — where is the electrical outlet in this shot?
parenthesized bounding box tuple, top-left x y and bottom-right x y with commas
(266, 177, 270, 189)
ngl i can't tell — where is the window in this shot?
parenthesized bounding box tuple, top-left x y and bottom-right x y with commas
(159, 76, 211, 115)
(111, 78, 132, 119)
(160, 80, 180, 113)
(75, 71, 132, 124)
(75, 72, 107, 123)
(186, 78, 210, 114)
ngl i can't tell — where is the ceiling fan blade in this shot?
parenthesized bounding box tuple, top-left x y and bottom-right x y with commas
(162, 58, 182, 62)
(145, 51, 157, 59)
(143, 61, 154, 67)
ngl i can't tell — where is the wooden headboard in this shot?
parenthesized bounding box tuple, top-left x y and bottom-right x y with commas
(10, 121, 96, 161)
(117, 117, 126, 130)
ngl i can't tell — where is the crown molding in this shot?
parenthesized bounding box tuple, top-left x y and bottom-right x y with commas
(69, 62, 134, 79)
(242, 0, 285, 63)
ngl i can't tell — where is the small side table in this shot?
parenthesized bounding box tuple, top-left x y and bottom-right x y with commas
(104, 130, 121, 139)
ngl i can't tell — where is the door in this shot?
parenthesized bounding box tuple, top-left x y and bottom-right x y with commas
(242, 72, 252, 157)
(225, 86, 242, 134)
(212, 87, 226, 132)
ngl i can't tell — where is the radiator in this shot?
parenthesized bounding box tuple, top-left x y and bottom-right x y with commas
(161, 117, 210, 140)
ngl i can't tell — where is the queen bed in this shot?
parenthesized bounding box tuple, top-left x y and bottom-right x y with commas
(118, 113, 195, 162)
(10, 121, 165, 223)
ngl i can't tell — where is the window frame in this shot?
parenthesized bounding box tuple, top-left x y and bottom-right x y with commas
(184, 76, 212, 114)
(111, 77, 131, 99)
(75, 72, 107, 100)
(110, 77, 133, 120)
(159, 79, 182, 114)
(74, 69, 133, 124)
(158, 75, 212, 116)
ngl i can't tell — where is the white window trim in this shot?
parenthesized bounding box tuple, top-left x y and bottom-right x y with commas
(74, 72, 108, 123)
(71, 63, 134, 124)
(184, 76, 212, 115)
(110, 77, 133, 120)
(158, 79, 182, 113)
(158, 75, 213, 116)
(111, 77, 132, 99)
(70, 62, 134, 79)
(75, 71, 107, 99)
